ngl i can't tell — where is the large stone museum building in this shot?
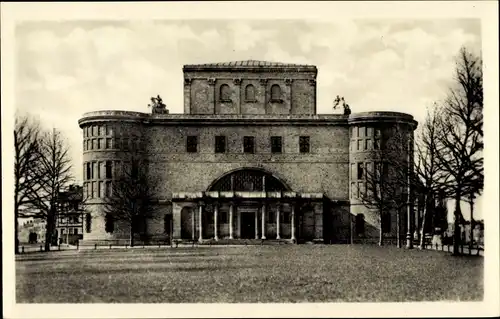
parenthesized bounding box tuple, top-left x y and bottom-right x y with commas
(78, 60, 418, 245)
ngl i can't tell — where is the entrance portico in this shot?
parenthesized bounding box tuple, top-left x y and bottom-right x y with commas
(172, 190, 324, 243)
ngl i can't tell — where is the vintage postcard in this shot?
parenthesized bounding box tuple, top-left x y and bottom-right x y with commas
(2, 1, 498, 318)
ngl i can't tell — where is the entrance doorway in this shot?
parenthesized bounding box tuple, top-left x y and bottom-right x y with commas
(240, 212, 256, 239)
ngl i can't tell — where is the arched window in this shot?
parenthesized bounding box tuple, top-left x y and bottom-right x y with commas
(355, 214, 365, 235)
(271, 84, 281, 101)
(220, 84, 231, 101)
(245, 84, 255, 101)
(85, 213, 92, 233)
(105, 214, 114, 233)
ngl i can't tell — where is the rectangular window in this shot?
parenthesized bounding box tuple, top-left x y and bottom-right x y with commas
(98, 162, 103, 179)
(105, 181, 112, 197)
(271, 136, 282, 153)
(186, 136, 198, 153)
(99, 125, 105, 136)
(91, 162, 96, 179)
(105, 161, 113, 178)
(243, 136, 255, 154)
(83, 140, 86, 151)
(106, 125, 112, 136)
(215, 136, 226, 153)
(358, 126, 364, 137)
(367, 127, 374, 137)
(366, 139, 372, 150)
(357, 140, 363, 151)
(299, 136, 310, 153)
(98, 181, 103, 198)
(357, 182, 364, 198)
(92, 139, 97, 150)
(106, 138, 112, 149)
(92, 182, 97, 198)
(123, 138, 129, 151)
(87, 140, 91, 151)
(86, 163, 91, 180)
(93, 125, 98, 136)
(357, 163, 364, 180)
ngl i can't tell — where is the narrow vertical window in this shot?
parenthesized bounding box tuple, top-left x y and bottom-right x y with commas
(357, 163, 364, 180)
(187, 136, 198, 153)
(105, 214, 114, 233)
(85, 213, 92, 233)
(105, 161, 113, 178)
(271, 136, 282, 153)
(86, 163, 91, 180)
(243, 136, 255, 154)
(382, 213, 391, 233)
(215, 136, 226, 153)
(105, 181, 112, 197)
(299, 136, 310, 153)
(106, 138, 112, 149)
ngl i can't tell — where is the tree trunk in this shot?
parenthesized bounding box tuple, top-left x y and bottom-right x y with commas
(453, 190, 462, 255)
(396, 209, 401, 248)
(130, 225, 134, 247)
(469, 197, 474, 255)
(419, 194, 428, 249)
(44, 211, 55, 252)
(14, 203, 20, 254)
(379, 213, 384, 246)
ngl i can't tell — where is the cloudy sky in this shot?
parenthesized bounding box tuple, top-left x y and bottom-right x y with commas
(15, 18, 482, 219)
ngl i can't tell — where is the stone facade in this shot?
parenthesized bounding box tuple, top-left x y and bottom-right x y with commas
(78, 60, 417, 245)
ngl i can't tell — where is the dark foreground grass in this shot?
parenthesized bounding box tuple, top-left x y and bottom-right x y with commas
(16, 245, 483, 303)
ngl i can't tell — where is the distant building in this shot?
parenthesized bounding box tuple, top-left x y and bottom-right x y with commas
(19, 219, 46, 244)
(78, 60, 418, 245)
(55, 184, 84, 245)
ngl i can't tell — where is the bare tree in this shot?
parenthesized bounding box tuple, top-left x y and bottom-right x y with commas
(434, 47, 483, 255)
(24, 128, 73, 251)
(413, 107, 452, 249)
(14, 115, 42, 254)
(102, 153, 160, 247)
(358, 125, 410, 246)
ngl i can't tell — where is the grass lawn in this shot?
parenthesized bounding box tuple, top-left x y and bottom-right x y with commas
(15, 245, 483, 303)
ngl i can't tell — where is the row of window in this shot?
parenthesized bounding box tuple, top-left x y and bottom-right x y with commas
(200, 210, 292, 224)
(83, 137, 145, 152)
(351, 126, 382, 138)
(351, 162, 389, 181)
(351, 126, 383, 152)
(85, 161, 114, 180)
(58, 215, 81, 224)
(219, 83, 283, 103)
(84, 180, 113, 199)
(187, 135, 310, 154)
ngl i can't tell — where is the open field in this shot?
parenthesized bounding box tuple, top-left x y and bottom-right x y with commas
(16, 245, 483, 303)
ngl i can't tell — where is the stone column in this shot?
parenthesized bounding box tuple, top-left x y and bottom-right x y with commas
(291, 203, 296, 241)
(198, 203, 203, 242)
(214, 204, 219, 241)
(261, 203, 266, 240)
(260, 79, 268, 114)
(191, 206, 196, 241)
(229, 203, 234, 239)
(285, 78, 293, 113)
(255, 210, 259, 239)
(276, 204, 281, 240)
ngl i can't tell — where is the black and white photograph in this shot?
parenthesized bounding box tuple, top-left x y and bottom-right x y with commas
(2, 1, 498, 318)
